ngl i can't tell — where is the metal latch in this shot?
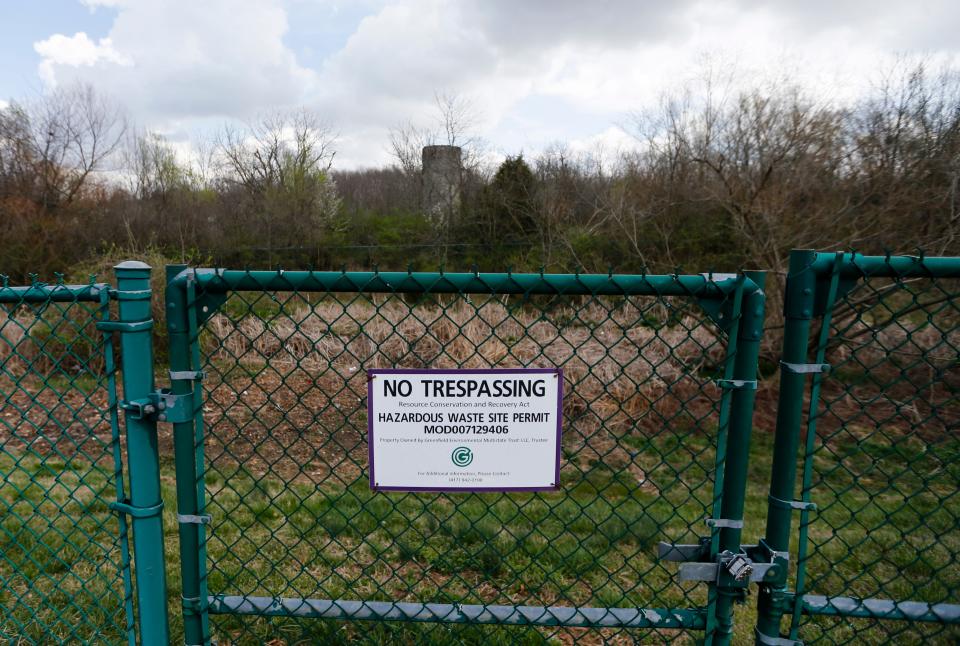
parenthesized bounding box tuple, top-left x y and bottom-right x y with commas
(120, 397, 158, 420)
(657, 539, 789, 587)
(120, 389, 194, 423)
(724, 552, 754, 581)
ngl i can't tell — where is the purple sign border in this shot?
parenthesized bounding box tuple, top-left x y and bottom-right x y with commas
(367, 368, 564, 493)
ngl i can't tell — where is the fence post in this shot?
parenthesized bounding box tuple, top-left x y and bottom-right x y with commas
(165, 264, 211, 646)
(711, 270, 766, 645)
(755, 250, 818, 643)
(114, 260, 170, 645)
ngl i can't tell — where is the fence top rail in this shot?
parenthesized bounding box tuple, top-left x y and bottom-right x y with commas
(175, 267, 761, 299)
(0, 282, 109, 303)
(807, 251, 960, 279)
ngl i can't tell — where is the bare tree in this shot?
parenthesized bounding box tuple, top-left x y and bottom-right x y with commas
(850, 61, 960, 253)
(0, 83, 126, 210)
(216, 109, 340, 263)
(122, 131, 220, 258)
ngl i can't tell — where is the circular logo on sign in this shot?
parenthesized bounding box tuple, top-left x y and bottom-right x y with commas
(451, 446, 473, 467)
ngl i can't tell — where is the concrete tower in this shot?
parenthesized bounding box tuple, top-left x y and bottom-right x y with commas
(421, 145, 462, 228)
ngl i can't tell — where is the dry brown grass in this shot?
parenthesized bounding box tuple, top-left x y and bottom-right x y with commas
(0, 303, 114, 461)
(199, 294, 728, 483)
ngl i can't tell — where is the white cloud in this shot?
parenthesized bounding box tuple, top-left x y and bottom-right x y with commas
(28, 0, 960, 168)
(310, 0, 960, 166)
(34, 32, 131, 86)
(35, 0, 315, 121)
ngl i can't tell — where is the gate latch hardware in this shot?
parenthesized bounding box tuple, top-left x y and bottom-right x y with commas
(121, 389, 194, 424)
(724, 552, 754, 581)
(657, 539, 788, 587)
(120, 398, 157, 420)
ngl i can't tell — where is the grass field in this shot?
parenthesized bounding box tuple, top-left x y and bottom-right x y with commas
(3, 424, 959, 644)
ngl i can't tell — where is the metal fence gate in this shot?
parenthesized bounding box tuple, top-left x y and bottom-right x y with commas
(757, 251, 960, 644)
(0, 263, 168, 644)
(2, 251, 960, 645)
(163, 266, 766, 644)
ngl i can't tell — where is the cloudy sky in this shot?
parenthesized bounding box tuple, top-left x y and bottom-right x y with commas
(3, 0, 959, 168)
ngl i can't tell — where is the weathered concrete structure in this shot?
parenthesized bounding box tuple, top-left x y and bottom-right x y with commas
(421, 145, 462, 228)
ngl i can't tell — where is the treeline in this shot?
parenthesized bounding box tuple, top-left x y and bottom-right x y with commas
(1, 63, 958, 283)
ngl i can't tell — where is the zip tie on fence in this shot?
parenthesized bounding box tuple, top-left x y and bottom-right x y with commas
(780, 361, 830, 375)
(109, 500, 164, 519)
(755, 628, 803, 646)
(768, 495, 817, 512)
(177, 513, 212, 525)
(169, 370, 206, 381)
(96, 320, 154, 333)
(705, 518, 744, 529)
(715, 379, 757, 390)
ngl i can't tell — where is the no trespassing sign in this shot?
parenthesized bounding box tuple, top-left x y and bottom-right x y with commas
(367, 368, 563, 492)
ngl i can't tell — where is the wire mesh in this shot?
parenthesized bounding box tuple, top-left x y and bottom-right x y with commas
(182, 270, 747, 644)
(792, 256, 960, 644)
(0, 279, 133, 643)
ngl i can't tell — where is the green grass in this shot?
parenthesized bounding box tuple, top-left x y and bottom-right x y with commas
(0, 452, 130, 643)
(2, 429, 960, 644)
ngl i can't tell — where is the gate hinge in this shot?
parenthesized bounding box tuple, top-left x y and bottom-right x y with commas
(121, 389, 194, 423)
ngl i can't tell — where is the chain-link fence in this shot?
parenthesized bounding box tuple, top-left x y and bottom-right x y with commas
(759, 251, 960, 645)
(6, 254, 959, 646)
(0, 279, 134, 643)
(166, 269, 765, 645)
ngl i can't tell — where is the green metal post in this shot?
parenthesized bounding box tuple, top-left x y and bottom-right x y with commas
(114, 261, 170, 645)
(755, 250, 818, 642)
(165, 264, 211, 645)
(711, 270, 766, 646)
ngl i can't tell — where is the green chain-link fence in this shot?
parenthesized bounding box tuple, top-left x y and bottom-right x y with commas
(758, 251, 960, 645)
(4, 252, 960, 645)
(0, 264, 169, 645)
(0, 277, 134, 643)
(165, 267, 766, 645)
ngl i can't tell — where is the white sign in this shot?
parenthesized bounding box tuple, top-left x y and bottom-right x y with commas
(367, 369, 563, 491)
